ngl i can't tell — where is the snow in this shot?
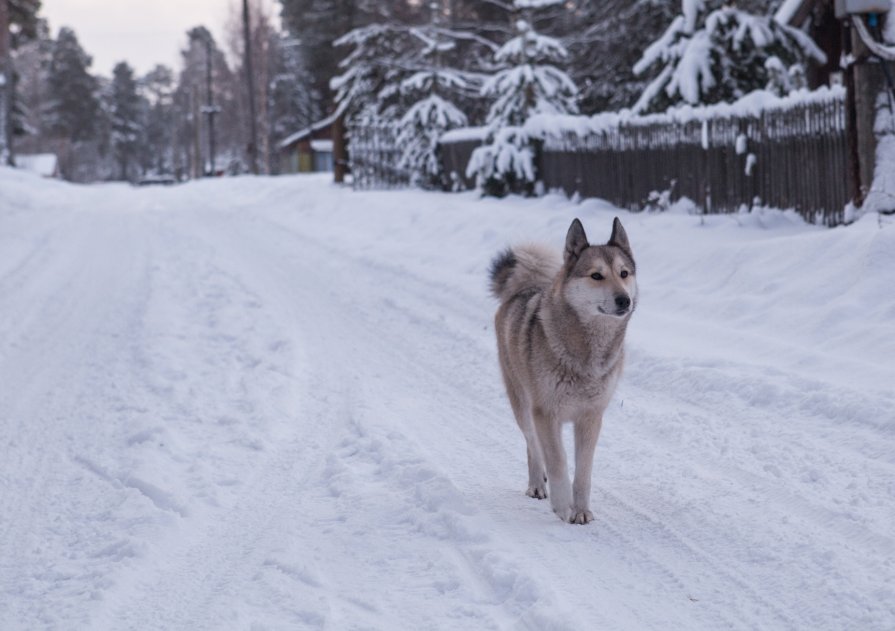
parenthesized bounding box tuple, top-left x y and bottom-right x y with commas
(525, 86, 846, 144)
(1, 167, 894, 630)
(309, 140, 333, 153)
(13, 153, 58, 178)
(863, 92, 895, 214)
(439, 126, 488, 144)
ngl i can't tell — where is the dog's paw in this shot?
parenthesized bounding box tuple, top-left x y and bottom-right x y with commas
(526, 486, 547, 500)
(569, 509, 594, 525)
(553, 506, 573, 522)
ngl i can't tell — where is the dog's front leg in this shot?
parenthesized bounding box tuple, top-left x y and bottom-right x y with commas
(533, 411, 572, 521)
(570, 416, 603, 524)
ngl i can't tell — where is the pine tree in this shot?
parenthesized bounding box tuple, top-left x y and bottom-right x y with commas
(3, 0, 41, 162)
(481, 17, 578, 128)
(394, 1, 485, 189)
(268, 35, 315, 143)
(141, 64, 175, 175)
(396, 70, 469, 189)
(279, 0, 364, 122)
(109, 61, 144, 180)
(632, 0, 826, 113)
(9, 17, 52, 148)
(469, 4, 578, 197)
(331, 24, 417, 122)
(45, 27, 100, 142)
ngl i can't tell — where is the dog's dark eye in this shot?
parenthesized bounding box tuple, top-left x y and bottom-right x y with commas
(620, 270, 629, 278)
(591, 273, 604, 281)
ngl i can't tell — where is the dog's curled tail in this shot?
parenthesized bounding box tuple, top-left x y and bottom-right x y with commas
(489, 248, 517, 299)
(489, 245, 557, 302)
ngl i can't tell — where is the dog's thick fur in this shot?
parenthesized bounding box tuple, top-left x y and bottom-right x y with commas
(490, 217, 637, 524)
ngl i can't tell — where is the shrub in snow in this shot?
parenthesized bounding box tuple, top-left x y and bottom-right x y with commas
(633, 0, 825, 113)
(397, 90, 468, 189)
(466, 126, 536, 197)
(471, 16, 578, 196)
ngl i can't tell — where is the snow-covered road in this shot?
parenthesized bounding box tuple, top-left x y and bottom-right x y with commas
(1, 169, 893, 630)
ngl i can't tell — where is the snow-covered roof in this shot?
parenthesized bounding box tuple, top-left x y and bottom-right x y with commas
(14, 153, 58, 177)
(310, 139, 334, 153)
(278, 112, 339, 149)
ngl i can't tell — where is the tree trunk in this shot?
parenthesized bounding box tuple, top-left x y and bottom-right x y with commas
(0, 0, 11, 165)
(333, 113, 347, 184)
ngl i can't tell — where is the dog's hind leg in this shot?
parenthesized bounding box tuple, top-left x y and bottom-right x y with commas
(509, 393, 547, 499)
(521, 415, 547, 500)
(570, 415, 603, 525)
(533, 410, 572, 521)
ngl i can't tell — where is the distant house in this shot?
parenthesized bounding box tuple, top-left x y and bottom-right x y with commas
(15, 153, 60, 178)
(278, 114, 336, 174)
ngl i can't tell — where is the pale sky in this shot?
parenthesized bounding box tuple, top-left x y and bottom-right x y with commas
(40, 0, 278, 77)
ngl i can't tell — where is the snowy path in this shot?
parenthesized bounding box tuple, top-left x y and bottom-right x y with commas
(1, 170, 893, 630)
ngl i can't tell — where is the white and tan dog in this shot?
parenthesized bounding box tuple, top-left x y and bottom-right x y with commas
(490, 217, 637, 524)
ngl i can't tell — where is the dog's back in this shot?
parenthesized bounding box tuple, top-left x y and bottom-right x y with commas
(489, 245, 558, 303)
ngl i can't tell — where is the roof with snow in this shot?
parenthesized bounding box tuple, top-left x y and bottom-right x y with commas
(278, 113, 339, 149)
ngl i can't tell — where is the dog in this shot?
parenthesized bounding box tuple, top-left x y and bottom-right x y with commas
(490, 217, 637, 524)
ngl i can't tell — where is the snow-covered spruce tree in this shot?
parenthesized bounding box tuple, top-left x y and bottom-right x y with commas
(396, 71, 468, 189)
(632, 0, 825, 114)
(469, 11, 578, 197)
(331, 24, 417, 123)
(393, 7, 480, 190)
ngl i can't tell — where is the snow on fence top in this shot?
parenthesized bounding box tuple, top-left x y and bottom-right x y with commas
(522, 86, 845, 144)
(439, 126, 489, 144)
(438, 86, 845, 149)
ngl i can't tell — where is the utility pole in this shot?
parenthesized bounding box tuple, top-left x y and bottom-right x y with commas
(242, 0, 259, 174)
(0, 0, 11, 165)
(190, 30, 220, 176)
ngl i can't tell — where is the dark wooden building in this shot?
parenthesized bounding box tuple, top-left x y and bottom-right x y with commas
(278, 114, 337, 174)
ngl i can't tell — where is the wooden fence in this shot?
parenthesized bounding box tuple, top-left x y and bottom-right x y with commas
(536, 98, 848, 226)
(351, 95, 850, 226)
(347, 122, 409, 189)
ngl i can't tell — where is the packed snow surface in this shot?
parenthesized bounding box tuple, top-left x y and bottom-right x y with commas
(1, 168, 894, 630)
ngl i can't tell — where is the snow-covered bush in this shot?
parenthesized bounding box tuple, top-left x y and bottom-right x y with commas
(471, 15, 578, 196)
(466, 126, 535, 197)
(397, 89, 468, 189)
(633, 0, 825, 113)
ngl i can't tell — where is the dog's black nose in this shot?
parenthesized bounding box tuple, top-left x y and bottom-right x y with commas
(615, 294, 631, 310)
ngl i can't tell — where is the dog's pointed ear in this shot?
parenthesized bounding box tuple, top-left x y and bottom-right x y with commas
(565, 218, 589, 264)
(608, 217, 632, 258)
